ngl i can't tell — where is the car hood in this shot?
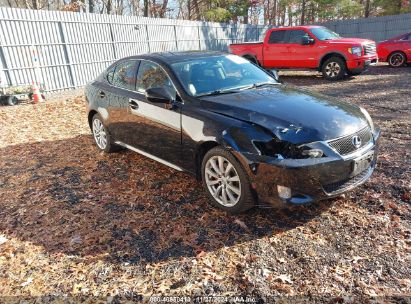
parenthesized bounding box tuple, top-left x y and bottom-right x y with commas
(199, 85, 368, 144)
(325, 37, 375, 45)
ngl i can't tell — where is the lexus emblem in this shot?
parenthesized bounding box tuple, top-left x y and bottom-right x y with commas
(352, 135, 362, 148)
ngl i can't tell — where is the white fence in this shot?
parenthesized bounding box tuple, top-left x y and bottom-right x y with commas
(0, 7, 410, 92)
(0, 7, 269, 91)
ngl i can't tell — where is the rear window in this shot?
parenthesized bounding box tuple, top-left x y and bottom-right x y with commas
(268, 30, 286, 44)
(108, 60, 139, 91)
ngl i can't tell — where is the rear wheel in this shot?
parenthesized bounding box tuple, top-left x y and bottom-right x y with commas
(388, 51, 406, 67)
(201, 147, 255, 213)
(321, 57, 346, 80)
(91, 113, 120, 153)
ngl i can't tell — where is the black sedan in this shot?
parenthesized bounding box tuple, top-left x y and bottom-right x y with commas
(85, 51, 380, 213)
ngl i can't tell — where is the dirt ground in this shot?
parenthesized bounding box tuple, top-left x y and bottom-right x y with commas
(0, 64, 410, 303)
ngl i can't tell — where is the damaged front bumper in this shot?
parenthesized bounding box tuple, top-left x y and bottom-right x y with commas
(236, 128, 381, 208)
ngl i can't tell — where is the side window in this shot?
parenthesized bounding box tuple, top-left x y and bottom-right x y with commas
(106, 66, 115, 84)
(136, 61, 174, 93)
(287, 30, 308, 44)
(111, 61, 138, 91)
(268, 30, 286, 44)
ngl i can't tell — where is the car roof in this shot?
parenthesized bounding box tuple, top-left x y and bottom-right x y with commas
(123, 51, 228, 64)
(272, 25, 323, 30)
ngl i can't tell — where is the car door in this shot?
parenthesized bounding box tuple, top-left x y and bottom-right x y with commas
(286, 30, 318, 68)
(123, 60, 182, 168)
(102, 59, 140, 143)
(263, 29, 289, 68)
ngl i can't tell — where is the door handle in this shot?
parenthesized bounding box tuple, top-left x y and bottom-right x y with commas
(129, 99, 139, 110)
(99, 90, 106, 98)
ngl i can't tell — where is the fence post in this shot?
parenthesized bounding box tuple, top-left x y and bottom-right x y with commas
(58, 21, 75, 89)
(0, 20, 11, 87)
(145, 24, 151, 52)
(173, 25, 179, 51)
(109, 23, 117, 60)
(197, 25, 201, 50)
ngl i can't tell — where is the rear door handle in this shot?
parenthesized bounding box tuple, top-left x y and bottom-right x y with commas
(99, 90, 106, 98)
(129, 99, 139, 110)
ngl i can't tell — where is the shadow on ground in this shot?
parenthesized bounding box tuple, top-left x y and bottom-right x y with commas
(0, 135, 334, 265)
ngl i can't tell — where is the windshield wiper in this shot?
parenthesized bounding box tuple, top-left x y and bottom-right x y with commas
(196, 89, 240, 97)
(196, 82, 278, 97)
(242, 82, 278, 89)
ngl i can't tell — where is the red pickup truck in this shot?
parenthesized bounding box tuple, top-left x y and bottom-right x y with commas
(229, 25, 378, 80)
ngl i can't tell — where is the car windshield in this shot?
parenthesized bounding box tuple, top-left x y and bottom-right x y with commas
(310, 27, 341, 41)
(170, 54, 277, 97)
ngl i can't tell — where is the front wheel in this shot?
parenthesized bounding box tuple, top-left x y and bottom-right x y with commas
(201, 147, 255, 213)
(321, 57, 347, 80)
(388, 51, 406, 67)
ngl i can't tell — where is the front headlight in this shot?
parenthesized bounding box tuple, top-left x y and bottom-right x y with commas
(360, 107, 375, 132)
(348, 46, 362, 56)
(254, 139, 324, 159)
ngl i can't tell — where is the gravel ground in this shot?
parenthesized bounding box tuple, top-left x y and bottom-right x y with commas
(0, 64, 410, 303)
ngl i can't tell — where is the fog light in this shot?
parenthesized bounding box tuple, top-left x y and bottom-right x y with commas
(277, 185, 291, 199)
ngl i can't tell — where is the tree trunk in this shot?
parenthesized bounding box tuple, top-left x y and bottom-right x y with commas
(193, 0, 200, 20)
(187, 0, 191, 19)
(143, 0, 149, 17)
(89, 0, 94, 13)
(106, 0, 112, 14)
(364, 0, 370, 17)
(288, 5, 292, 26)
(271, 0, 277, 25)
(32, 0, 38, 9)
(301, 0, 306, 25)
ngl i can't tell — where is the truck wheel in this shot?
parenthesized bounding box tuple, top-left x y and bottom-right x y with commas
(7, 96, 19, 106)
(388, 51, 406, 67)
(322, 57, 346, 80)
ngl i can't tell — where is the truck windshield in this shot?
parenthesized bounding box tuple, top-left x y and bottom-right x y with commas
(310, 27, 341, 41)
(170, 54, 277, 97)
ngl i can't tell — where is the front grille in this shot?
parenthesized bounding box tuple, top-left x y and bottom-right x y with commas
(328, 127, 372, 156)
(322, 167, 371, 194)
(363, 43, 376, 55)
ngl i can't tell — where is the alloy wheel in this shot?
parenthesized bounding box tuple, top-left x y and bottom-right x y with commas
(389, 53, 405, 67)
(92, 118, 108, 150)
(204, 156, 241, 207)
(325, 62, 341, 78)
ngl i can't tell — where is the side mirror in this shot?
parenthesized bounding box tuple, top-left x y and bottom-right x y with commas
(268, 69, 281, 82)
(145, 87, 175, 103)
(301, 36, 315, 45)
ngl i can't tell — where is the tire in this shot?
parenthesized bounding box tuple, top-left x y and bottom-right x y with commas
(91, 113, 120, 153)
(7, 96, 19, 106)
(201, 147, 255, 213)
(388, 51, 406, 67)
(321, 56, 347, 80)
